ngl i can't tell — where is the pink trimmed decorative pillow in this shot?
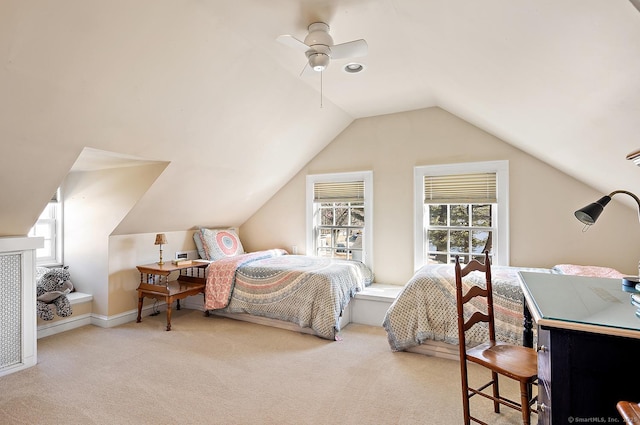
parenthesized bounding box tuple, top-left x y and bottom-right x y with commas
(199, 228, 245, 261)
(552, 264, 624, 279)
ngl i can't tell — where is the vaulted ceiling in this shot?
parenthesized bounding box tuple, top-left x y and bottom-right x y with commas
(2, 0, 640, 236)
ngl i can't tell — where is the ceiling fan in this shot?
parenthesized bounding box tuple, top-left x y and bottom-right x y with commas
(277, 22, 368, 73)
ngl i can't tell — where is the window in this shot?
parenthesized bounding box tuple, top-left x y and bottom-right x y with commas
(414, 161, 508, 269)
(29, 189, 63, 266)
(306, 171, 373, 269)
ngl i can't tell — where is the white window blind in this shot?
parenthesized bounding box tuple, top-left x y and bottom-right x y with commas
(424, 173, 497, 204)
(314, 181, 365, 203)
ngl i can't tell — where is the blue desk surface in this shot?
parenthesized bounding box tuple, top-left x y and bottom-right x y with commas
(518, 271, 640, 338)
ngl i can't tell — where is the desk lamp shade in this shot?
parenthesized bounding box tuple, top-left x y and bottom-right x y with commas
(575, 190, 640, 291)
(574, 196, 612, 225)
(154, 233, 167, 265)
(574, 190, 640, 227)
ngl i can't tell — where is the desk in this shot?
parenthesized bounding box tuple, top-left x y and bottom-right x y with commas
(519, 272, 640, 424)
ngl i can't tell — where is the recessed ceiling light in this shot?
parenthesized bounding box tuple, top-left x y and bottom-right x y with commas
(344, 63, 365, 74)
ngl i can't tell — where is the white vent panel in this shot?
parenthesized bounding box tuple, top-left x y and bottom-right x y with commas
(0, 253, 22, 370)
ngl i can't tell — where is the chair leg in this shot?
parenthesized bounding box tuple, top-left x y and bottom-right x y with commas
(459, 363, 471, 425)
(519, 381, 531, 425)
(492, 371, 500, 413)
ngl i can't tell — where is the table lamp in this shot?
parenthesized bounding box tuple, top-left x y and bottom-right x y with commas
(154, 233, 167, 265)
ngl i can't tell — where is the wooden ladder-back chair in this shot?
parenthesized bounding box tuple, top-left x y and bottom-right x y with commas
(454, 252, 538, 425)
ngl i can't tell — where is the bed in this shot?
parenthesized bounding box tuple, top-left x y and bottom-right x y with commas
(382, 262, 624, 359)
(195, 228, 374, 340)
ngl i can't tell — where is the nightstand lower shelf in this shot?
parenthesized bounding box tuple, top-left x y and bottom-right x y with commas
(136, 281, 205, 331)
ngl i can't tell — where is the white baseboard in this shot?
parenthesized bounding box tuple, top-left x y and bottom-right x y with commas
(37, 313, 92, 339)
(38, 294, 167, 337)
(90, 303, 167, 328)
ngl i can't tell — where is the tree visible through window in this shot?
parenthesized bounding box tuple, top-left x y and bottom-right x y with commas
(414, 161, 509, 270)
(426, 203, 494, 264)
(306, 171, 373, 268)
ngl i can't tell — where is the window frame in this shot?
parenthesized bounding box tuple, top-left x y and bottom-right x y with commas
(414, 161, 509, 270)
(29, 189, 63, 266)
(306, 171, 374, 271)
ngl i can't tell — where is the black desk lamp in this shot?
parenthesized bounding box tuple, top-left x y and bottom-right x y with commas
(574, 190, 640, 289)
(575, 190, 640, 226)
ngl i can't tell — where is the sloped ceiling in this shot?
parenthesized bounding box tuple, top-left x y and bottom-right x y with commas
(2, 0, 640, 236)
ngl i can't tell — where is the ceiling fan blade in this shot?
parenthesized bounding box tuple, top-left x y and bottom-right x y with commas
(276, 34, 310, 53)
(330, 39, 368, 59)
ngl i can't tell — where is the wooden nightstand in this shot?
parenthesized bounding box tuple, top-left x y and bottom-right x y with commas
(136, 261, 208, 331)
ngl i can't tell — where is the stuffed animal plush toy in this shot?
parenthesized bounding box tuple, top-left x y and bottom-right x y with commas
(36, 266, 74, 321)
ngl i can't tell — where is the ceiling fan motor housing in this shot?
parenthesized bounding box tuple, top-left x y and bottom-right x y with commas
(304, 22, 333, 51)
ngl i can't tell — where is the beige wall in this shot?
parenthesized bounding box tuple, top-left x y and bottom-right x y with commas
(108, 230, 198, 316)
(63, 164, 166, 316)
(59, 106, 640, 319)
(241, 107, 640, 284)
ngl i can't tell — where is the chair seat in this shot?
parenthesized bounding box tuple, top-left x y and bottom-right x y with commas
(467, 341, 538, 381)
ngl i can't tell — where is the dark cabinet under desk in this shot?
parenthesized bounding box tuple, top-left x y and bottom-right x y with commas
(537, 325, 640, 424)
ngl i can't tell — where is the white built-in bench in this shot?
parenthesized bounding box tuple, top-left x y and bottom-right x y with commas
(37, 292, 93, 339)
(66, 292, 93, 305)
(349, 283, 403, 327)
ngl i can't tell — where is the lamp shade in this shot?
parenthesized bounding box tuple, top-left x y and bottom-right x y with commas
(574, 196, 612, 225)
(154, 233, 167, 245)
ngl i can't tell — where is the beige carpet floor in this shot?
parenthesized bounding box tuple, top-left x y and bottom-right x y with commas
(0, 310, 528, 424)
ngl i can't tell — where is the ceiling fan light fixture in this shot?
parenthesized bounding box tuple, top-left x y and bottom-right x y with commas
(344, 62, 365, 73)
(308, 52, 330, 72)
